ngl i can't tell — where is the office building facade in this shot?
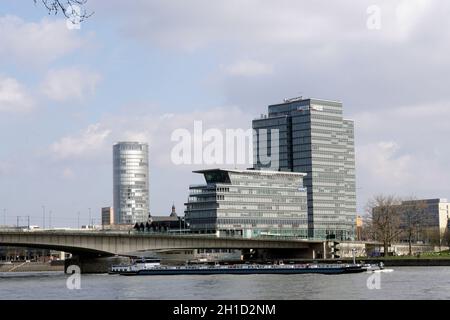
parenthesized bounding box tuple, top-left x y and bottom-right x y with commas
(185, 168, 308, 238)
(388, 198, 450, 244)
(253, 98, 356, 240)
(113, 142, 149, 224)
(101, 207, 114, 226)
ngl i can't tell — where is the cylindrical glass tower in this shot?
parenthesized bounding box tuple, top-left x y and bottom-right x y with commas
(113, 142, 149, 224)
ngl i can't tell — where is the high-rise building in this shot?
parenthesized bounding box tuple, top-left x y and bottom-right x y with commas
(253, 97, 356, 240)
(101, 207, 114, 226)
(185, 168, 308, 238)
(113, 142, 149, 224)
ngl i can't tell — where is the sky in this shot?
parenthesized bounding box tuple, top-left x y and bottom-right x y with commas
(1, 0, 449, 227)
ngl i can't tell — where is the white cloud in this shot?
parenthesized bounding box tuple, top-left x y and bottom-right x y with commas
(107, 105, 253, 168)
(40, 67, 101, 102)
(102, 0, 334, 51)
(0, 75, 34, 113)
(395, 0, 431, 39)
(98, 0, 444, 51)
(49, 104, 253, 166)
(0, 160, 13, 176)
(50, 124, 111, 159)
(0, 15, 85, 66)
(222, 60, 273, 77)
(358, 141, 413, 187)
(61, 167, 75, 179)
(354, 101, 450, 210)
(93, 0, 450, 112)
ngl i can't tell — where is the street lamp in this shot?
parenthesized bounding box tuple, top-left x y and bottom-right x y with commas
(42, 205, 46, 229)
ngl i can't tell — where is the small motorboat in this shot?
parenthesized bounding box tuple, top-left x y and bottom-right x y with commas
(364, 262, 394, 273)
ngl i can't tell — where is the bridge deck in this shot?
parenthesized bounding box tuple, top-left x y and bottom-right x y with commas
(0, 231, 320, 256)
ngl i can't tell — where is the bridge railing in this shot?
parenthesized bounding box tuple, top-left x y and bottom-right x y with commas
(0, 229, 322, 242)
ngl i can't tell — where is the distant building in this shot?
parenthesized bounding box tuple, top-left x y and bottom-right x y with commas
(0, 246, 64, 262)
(253, 97, 356, 240)
(400, 199, 450, 243)
(113, 142, 149, 224)
(373, 198, 450, 244)
(139, 205, 186, 232)
(356, 215, 363, 241)
(170, 204, 177, 217)
(101, 207, 114, 226)
(184, 168, 308, 238)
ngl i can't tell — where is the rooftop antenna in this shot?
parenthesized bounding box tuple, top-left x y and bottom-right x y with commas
(283, 93, 303, 103)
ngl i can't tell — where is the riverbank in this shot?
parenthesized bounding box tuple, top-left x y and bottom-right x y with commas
(356, 258, 450, 266)
(0, 262, 64, 272)
(265, 256, 450, 267)
(324, 257, 450, 266)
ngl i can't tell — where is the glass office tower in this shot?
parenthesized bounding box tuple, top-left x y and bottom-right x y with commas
(185, 169, 308, 238)
(253, 98, 356, 240)
(113, 142, 149, 224)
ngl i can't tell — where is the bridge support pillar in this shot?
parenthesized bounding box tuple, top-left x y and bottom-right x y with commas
(65, 256, 130, 274)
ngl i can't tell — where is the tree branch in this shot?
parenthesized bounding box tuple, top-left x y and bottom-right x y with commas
(33, 0, 94, 22)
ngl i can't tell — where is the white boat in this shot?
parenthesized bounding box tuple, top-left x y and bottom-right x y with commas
(364, 262, 394, 273)
(110, 258, 161, 274)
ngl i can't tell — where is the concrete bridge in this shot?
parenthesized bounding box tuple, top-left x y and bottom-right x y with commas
(0, 230, 320, 255)
(0, 230, 324, 272)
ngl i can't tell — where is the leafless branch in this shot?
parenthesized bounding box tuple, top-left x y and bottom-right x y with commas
(33, 0, 94, 22)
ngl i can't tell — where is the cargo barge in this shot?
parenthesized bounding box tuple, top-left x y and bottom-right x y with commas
(110, 259, 370, 275)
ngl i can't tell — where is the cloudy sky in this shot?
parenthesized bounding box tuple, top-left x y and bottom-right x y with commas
(1, 0, 449, 227)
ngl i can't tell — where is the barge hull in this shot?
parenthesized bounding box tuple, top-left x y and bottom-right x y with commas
(121, 266, 365, 276)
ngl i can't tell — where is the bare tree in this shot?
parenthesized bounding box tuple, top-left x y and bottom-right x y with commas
(33, 0, 93, 22)
(400, 199, 428, 255)
(366, 195, 404, 257)
(443, 228, 450, 247)
(425, 228, 443, 250)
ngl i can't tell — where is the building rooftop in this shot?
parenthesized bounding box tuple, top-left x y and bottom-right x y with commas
(402, 198, 448, 204)
(149, 216, 180, 222)
(193, 168, 306, 177)
(268, 97, 342, 107)
(114, 141, 147, 145)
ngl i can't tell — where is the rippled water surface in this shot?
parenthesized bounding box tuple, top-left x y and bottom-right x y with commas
(1, 267, 450, 299)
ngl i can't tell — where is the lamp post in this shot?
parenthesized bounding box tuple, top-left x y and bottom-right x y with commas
(3, 208, 6, 226)
(77, 211, 80, 229)
(42, 205, 46, 229)
(88, 208, 91, 228)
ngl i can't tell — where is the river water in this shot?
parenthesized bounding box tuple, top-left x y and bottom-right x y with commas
(1, 267, 450, 299)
